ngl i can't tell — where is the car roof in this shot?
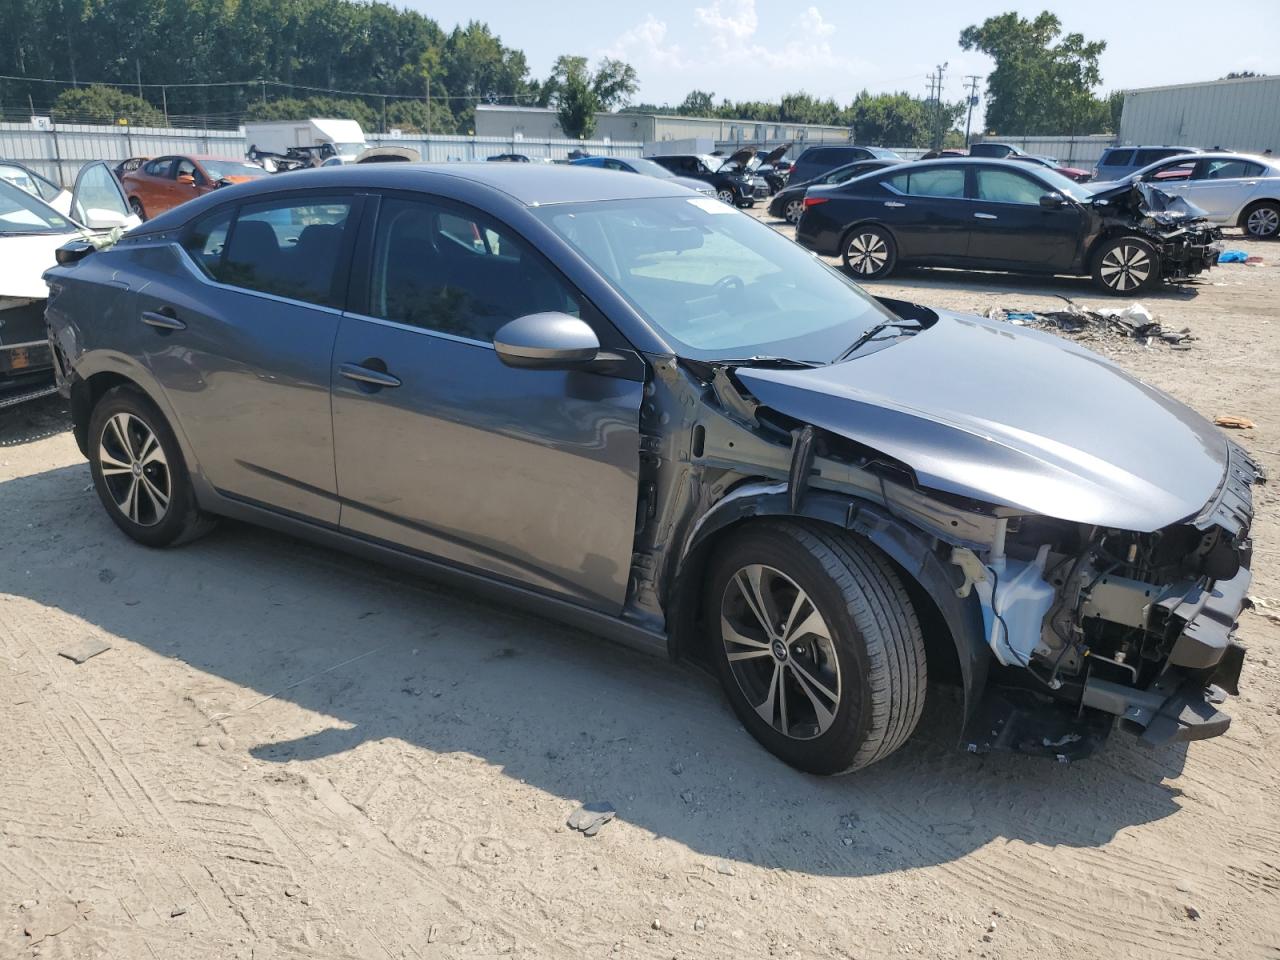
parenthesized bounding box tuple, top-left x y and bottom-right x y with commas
(130, 162, 695, 233)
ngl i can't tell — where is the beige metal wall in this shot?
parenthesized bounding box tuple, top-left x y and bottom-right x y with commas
(1120, 77, 1280, 152)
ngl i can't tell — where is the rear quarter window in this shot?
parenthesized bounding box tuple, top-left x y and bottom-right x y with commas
(1101, 149, 1134, 167)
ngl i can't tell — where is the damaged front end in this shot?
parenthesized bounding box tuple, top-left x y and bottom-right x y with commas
(1096, 181, 1223, 283)
(954, 438, 1259, 758)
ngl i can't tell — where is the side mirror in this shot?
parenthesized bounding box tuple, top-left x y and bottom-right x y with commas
(1039, 192, 1065, 209)
(494, 312, 600, 370)
(177, 173, 196, 186)
(81, 208, 131, 230)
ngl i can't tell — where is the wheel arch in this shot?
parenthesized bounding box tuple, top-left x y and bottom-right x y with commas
(1238, 197, 1280, 232)
(666, 483, 989, 735)
(838, 219, 899, 264)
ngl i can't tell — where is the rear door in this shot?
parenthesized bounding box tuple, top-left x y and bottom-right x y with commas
(139, 191, 362, 522)
(966, 165, 1083, 269)
(330, 193, 643, 612)
(873, 165, 970, 261)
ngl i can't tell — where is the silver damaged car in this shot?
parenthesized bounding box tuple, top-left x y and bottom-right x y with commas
(44, 164, 1259, 774)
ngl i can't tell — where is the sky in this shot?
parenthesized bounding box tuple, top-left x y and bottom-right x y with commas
(413, 0, 1279, 119)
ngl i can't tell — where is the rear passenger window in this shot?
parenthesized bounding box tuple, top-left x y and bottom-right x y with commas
(1102, 149, 1133, 166)
(216, 197, 351, 306)
(369, 197, 581, 343)
(883, 167, 965, 198)
(1135, 149, 1177, 167)
(1202, 159, 1263, 179)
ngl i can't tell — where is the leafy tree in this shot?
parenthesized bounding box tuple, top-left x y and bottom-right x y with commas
(244, 95, 377, 130)
(541, 55, 638, 138)
(51, 84, 164, 125)
(959, 11, 1107, 135)
(677, 90, 716, 116)
(1223, 71, 1259, 79)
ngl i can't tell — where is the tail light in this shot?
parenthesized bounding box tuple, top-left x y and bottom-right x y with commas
(803, 196, 829, 208)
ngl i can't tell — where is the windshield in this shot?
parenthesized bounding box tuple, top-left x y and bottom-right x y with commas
(335, 142, 367, 159)
(0, 163, 62, 203)
(626, 157, 677, 179)
(0, 178, 77, 236)
(534, 196, 896, 363)
(201, 159, 268, 181)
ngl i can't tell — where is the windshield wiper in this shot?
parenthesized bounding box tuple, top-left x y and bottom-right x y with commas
(834, 319, 923, 362)
(728, 355, 821, 369)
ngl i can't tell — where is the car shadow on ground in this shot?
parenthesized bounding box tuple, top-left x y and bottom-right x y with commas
(0, 394, 70, 448)
(863, 267, 1209, 304)
(0, 462, 1194, 880)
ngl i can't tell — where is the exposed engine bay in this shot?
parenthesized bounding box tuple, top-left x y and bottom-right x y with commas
(1094, 181, 1223, 283)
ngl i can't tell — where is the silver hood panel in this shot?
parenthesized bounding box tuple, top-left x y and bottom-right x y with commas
(735, 311, 1229, 532)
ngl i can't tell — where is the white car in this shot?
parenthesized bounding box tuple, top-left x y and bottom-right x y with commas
(1, 160, 139, 408)
(0, 160, 72, 216)
(1094, 152, 1280, 239)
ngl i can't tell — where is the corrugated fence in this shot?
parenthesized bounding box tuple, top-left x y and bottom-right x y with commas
(0, 122, 644, 186)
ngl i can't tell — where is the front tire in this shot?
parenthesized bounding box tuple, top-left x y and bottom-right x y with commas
(706, 522, 927, 775)
(716, 188, 736, 205)
(88, 386, 214, 547)
(1242, 201, 1280, 239)
(841, 225, 897, 279)
(1092, 235, 1159, 294)
(128, 197, 146, 220)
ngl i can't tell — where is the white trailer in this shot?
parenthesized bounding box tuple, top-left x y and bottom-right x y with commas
(242, 118, 369, 164)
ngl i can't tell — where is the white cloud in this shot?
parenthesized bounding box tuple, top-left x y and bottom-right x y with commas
(601, 1, 877, 104)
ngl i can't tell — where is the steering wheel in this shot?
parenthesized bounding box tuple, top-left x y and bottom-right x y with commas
(715, 274, 746, 304)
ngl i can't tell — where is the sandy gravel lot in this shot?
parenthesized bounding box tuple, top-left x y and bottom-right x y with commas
(2, 219, 1279, 960)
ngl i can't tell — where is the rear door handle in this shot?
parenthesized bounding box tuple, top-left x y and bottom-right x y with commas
(339, 362, 401, 389)
(884, 201, 906, 208)
(974, 212, 998, 220)
(141, 308, 186, 330)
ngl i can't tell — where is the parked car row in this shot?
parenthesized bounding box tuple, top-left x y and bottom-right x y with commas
(40, 162, 1258, 774)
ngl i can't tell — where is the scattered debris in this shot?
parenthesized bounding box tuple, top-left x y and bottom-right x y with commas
(284, 885, 301, 898)
(566, 801, 616, 837)
(1246, 595, 1280, 626)
(680, 789, 694, 804)
(987, 299, 1194, 347)
(57, 638, 111, 664)
(651, 919, 662, 930)
(715, 860, 736, 876)
(669, 760, 684, 776)
(694, 917, 707, 932)
(1214, 415, 1254, 430)
(1216, 251, 1261, 265)
(1185, 904, 1201, 921)
(170, 905, 187, 918)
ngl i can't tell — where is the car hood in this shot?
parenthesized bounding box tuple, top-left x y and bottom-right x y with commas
(734, 310, 1229, 532)
(759, 143, 792, 167)
(671, 175, 714, 193)
(0, 232, 79, 298)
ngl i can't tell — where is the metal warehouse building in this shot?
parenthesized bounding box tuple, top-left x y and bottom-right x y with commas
(1120, 75, 1280, 153)
(474, 104, 851, 150)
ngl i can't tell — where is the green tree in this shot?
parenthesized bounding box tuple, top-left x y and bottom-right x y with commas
(541, 55, 638, 138)
(676, 90, 716, 116)
(959, 11, 1107, 135)
(244, 96, 378, 130)
(51, 84, 164, 125)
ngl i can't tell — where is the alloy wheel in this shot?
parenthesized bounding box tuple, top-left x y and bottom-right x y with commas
(785, 199, 804, 224)
(1099, 243, 1152, 292)
(717, 188, 736, 204)
(1247, 206, 1279, 238)
(720, 564, 842, 741)
(98, 412, 170, 526)
(845, 231, 888, 274)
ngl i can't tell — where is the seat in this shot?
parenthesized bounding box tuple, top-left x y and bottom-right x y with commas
(221, 219, 282, 288)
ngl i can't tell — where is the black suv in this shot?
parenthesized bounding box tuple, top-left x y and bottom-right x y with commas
(647, 151, 770, 206)
(787, 145, 902, 187)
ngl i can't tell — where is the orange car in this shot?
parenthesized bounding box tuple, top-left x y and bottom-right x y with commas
(120, 155, 267, 220)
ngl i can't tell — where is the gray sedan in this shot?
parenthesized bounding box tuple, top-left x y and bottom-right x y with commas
(44, 164, 1257, 773)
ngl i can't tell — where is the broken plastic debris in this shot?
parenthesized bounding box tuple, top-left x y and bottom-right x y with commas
(566, 801, 616, 837)
(57, 639, 111, 664)
(1042, 733, 1082, 748)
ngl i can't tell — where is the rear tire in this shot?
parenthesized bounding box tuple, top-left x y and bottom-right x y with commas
(88, 386, 214, 547)
(1242, 201, 1280, 239)
(706, 521, 927, 775)
(1092, 235, 1159, 294)
(784, 198, 804, 224)
(128, 197, 146, 220)
(841, 225, 897, 279)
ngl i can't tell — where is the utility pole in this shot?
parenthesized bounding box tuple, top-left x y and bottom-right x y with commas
(135, 59, 143, 99)
(425, 74, 430, 136)
(925, 62, 948, 150)
(963, 75, 980, 147)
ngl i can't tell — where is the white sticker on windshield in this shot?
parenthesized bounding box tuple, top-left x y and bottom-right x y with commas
(687, 197, 736, 215)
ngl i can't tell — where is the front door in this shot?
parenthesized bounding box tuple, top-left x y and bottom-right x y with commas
(137, 191, 360, 522)
(965, 166, 1082, 269)
(331, 194, 643, 612)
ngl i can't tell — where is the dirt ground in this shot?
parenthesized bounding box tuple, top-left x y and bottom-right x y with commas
(2, 219, 1279, 960)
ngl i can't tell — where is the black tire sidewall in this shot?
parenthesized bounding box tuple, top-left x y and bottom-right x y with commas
(88, 387, 199, 547)
(706, 525, 877, 775)
(841, 224, 897, 279)
(1092, 235, 1159, 294)
(129, 197, 146, 220)
(785, 198, 803, 224)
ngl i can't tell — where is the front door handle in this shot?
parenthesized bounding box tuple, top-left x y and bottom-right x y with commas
(339, 362, 401, 389)
(141, 308, 186, 330)
(884, 201, 906, 208)
(974, 212, 998, 220)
